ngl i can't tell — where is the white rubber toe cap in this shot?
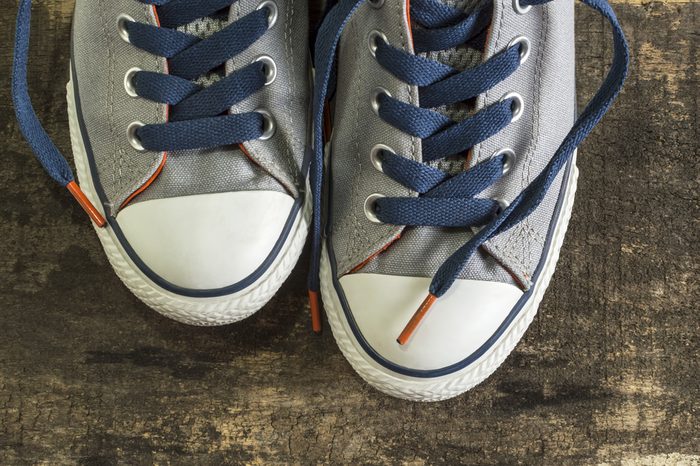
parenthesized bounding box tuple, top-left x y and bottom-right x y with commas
(338, 274, 524, 371)
(116, 191, 295, 290)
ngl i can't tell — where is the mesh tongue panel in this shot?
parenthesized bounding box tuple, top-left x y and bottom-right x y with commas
(177, 14, 228, 86)
(420, 0, 483, 175)
(132, 10, 286, 206)
(359, 0, 517, 286)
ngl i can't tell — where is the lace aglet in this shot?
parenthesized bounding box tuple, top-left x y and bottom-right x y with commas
(66, 181, 106, 228)
(308, 290, 322, 334)
(397, 293, 437, 346)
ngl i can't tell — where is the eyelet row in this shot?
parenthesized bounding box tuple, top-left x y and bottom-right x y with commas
(487, 13, 528, 217)
(360, 0, 532, 224)
(491, 1, 528, 216)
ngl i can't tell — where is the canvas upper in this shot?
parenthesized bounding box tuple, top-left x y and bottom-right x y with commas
(327, 0, 575, 290)
(71, 0, 310, 212)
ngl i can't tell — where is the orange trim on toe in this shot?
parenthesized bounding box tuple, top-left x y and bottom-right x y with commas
(120, 153, 168, 210)
(309, 290, 323, 334)
(397, 293, 437, 345)
(66, 181, 106, 227)
(239, 143, 263, 168)
(152, 4, 161, 27)
(350, 233, 402, 273)
(406, 0, 414, 45)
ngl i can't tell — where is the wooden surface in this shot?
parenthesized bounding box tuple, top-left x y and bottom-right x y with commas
(1, 1, 698, 464)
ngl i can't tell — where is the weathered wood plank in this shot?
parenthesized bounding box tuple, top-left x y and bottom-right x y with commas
(0, 1, 697, 464)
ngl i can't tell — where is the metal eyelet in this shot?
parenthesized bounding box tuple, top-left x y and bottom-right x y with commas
(257, 0, 278, 29)
(253, 55, 277, 85)
(513, 0, 532, 15)
(127, 122, 146, 151)
(116, 14, 135, 43)
(256, 109, 276, 140)
(364, 193, 386, 224)
(368, 30, 388, 57)
(490, 148, 517, 175)
(370, 144, 393, 172)
(368, 0, 385, 8)
(508, 36, 531, 65)
(500, 92, 524, 123)
(371, 87, 391, 115)
(493, 198, 510, 216)
(123, 67, 141, 98)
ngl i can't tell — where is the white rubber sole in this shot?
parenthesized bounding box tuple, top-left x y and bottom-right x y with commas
(321, 159, 579, 401)
(67, 78, 310, 326)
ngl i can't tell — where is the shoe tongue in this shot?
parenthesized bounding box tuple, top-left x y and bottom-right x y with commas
(415, 0, 484, 174)
(176, 12, 230, 86)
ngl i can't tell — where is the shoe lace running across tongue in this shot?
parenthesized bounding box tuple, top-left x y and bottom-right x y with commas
(12, 0, 275, 221)
(308, 0, 629, 343)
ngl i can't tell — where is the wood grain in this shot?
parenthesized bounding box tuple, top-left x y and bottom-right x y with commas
(0, 1, 698, 464)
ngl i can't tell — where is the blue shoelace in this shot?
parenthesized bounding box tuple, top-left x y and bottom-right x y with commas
(308, 0, 629, 342)
(12, 0, 273, 220)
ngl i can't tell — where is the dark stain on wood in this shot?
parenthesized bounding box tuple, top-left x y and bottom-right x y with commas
(0, 0, 698, 464)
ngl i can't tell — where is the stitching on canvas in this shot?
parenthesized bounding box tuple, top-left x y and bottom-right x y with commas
(520, 5, 549, 255)
(281, 0, 299, 184)
(346, 18, 363, 264)
(482, 0, 506, 119)
(488, 0, 550, 280)
(96, 0, 119, 195)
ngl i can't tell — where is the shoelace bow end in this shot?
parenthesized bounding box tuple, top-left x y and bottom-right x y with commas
(397, 293, 437, 345)
(66, 182, 107, 227)
(308, 290, 323, 334)
(13, 0, 106, 228)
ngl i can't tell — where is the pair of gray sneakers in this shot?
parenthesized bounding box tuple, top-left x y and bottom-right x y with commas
(13, 0, 628, 400)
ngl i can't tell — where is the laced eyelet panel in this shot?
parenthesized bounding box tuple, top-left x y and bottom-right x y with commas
(308, 0, 629, 342)
(11, 0, 280, 225)
(125, 0, 277, 151)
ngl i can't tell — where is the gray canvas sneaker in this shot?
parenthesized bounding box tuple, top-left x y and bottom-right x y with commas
(12, 0, 310, 325)
(309, 0, 628, 400)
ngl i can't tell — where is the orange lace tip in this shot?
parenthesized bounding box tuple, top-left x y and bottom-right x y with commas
(66, 181, 106, 228)
(308, 290, 322, 334)
(397, 293, 438, 346)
